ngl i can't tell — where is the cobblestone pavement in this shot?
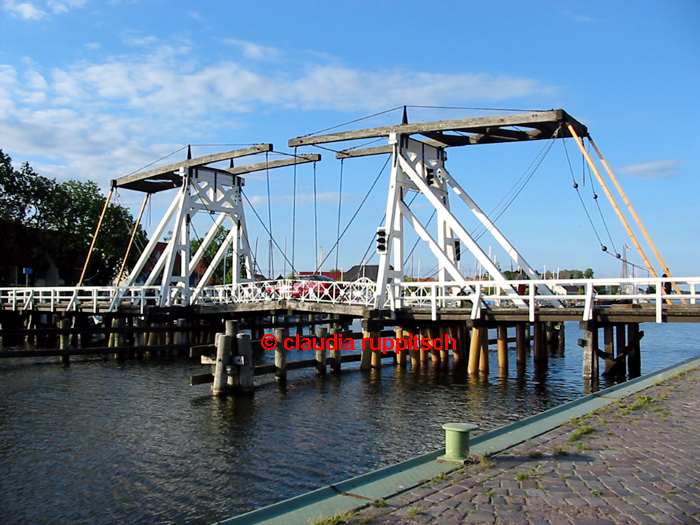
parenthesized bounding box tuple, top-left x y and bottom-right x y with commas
(346, 367, 700, 525)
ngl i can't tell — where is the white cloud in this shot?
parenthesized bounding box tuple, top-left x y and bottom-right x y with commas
(47, 0, 86, 13)
(619, 160, 681, 180)
(2, 0, 85, 18)
(3, 1, 47, 19)
(223, 39, 283, 61)
(124, 35, 158, 47)
(1, 43, 552, 188)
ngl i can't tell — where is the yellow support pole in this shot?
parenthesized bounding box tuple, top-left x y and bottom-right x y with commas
(566, 124, 657, 278)
(78, 186, 115, 286)
(589, 138, 686, 304)
(115, 193, 150, 285)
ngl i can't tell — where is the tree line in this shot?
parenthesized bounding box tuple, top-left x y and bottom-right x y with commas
(0, 150, 147, 285)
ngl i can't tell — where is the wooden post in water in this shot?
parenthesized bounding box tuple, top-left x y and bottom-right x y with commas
(580, 321, 599, 379)
(419, 327, 430, 366)
(134, 317, 145, 348)
(533, 322, 545, 364)
(212, 332, 231, 396)
(395, 328, 406, 367)
(516, 323, 527, 366)
(236, 333, 254, 394)
(315, 326, 327, 376)
(478, 326, 489, 373)
(439, 327, 450, 363)
(615, 324, 627, 380)
(370, 330, 382, 368)
(627, 323, 641, 378)
(405, 328, 420, 369)
(330, 326, 342, 373)
(360, 330, 372, 370)
(448, 325, 461, 365)
(468, 327, 481, 374)
(427, 326, 440, 364)
(59, 318, 70, 365)
(274, 327, 287, 382)
(603, 325, 616, 375)
(497, 325, 508, 372)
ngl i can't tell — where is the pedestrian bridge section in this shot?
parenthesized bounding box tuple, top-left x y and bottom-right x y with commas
(1, 276, 699, 324)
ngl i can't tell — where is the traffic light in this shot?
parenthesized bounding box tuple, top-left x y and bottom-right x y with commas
(426, 168, 435, 186)
(454, 240, 461, 261)
(376, 228, 388, 254)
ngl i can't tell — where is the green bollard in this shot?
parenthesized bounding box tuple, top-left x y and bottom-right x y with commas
(439, 422, 479, 463)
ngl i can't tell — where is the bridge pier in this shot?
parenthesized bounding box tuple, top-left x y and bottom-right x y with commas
(497, 325, 508, 373)
(274, 327, 287, 382)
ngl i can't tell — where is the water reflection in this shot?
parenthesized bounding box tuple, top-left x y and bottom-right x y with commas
(0, 324, 698, 524)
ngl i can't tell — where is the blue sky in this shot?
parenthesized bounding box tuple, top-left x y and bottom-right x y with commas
(1, 0, 698, 279)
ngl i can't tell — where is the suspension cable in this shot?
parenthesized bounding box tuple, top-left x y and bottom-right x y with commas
(241, 190, 297, 276)
(471, 128, 559, 241)
(115, 193, 150, 284)
(78, 186, 115, 286)
(563, 138, 607, 249)
(315, 156, 390, 272)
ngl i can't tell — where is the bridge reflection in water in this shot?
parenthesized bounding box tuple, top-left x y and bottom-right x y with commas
(0, 323, 698, 525)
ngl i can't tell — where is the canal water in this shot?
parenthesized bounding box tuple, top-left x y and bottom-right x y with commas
(0, 323, 698, 525)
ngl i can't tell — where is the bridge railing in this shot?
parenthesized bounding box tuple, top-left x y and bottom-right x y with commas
(197, 279, 377, 306)
(1, 277, 698, 320)
(387, 277, 700, 322)
(0, 286, 163, 313)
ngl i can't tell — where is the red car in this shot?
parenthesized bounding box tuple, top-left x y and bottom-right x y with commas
(267, 275, 339, 300)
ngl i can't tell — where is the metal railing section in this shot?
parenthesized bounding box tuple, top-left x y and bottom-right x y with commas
(0, 277, 698, 322)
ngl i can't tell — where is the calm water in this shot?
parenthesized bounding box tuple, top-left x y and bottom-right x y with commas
(0, 323, 698, 525)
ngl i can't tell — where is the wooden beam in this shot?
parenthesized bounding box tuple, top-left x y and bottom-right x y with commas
(226, 154, 321, 175)
(336, 145, 393, 159)
(113, 144, 273, 189)
(289, 110, 587, 148)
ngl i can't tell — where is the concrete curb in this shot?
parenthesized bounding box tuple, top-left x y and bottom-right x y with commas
(215, 355, 700, 525)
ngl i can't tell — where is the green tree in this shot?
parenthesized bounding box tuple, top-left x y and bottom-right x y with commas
(583, 268, 594, 279)
(43, 180, 148, 284)
(0, 150, 56, 227)
(191, 226, 230, 284)
(0, 151, 147, 285)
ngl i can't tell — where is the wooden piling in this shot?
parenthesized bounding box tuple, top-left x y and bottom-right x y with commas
(603, 325, 615, 375)
(427, 327, 440, 364)
(212, 332, 231, 396)
(615, 324, 627, 379)
(274, 327, 287, 381)
(478, 327, 489, 373)
(406, 329, 420, 369)
(497, 325, 508, 371)
(395, 328, 406, 367)
(59, 318, 70, 365)
(370, 330, 382, 368)
(134, 317, 145, 348)
(236, 333, 254, 394)
(516, 323, 527, 366)
(419, 327, 430, 365)
(315, 326, 327, 376)
(330, 326, 342, 373)
(580, 321, 599, 379)
(448, 325, 461, 365)
(627, 323, 641, 378)
(468, 327, 481, 374)
(533, 322, 546, 364)
(360, 330, 372, 370)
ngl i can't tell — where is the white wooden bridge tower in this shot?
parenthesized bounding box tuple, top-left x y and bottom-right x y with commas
(289, 110, 591, 309)
(114, 145, 319, 306)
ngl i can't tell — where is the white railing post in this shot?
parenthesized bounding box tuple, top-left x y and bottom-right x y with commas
(656, 280, 663, 323)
